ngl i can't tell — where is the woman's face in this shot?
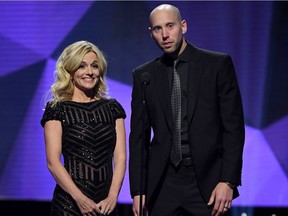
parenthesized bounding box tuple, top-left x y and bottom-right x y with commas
(72, 52, 100, 95)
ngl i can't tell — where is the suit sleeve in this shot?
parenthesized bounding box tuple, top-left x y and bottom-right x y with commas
(129, 69, 151, 198)
(217, 55, 245, 186)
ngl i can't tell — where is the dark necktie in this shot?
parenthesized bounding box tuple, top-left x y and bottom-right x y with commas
(170, 59, 182, 167)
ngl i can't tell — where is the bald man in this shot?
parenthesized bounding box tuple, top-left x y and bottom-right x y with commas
(129, 4, 245, 216)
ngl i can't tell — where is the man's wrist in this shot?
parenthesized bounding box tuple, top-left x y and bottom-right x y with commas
(224, 182, 236, 189)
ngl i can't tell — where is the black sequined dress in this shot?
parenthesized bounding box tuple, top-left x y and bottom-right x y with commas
(40, 99, 126, 216)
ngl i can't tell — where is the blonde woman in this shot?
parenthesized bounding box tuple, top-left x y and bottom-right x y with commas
(41, 41, 126, 216)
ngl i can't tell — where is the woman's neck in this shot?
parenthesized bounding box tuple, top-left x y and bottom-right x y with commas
(71, 91, 95, 103)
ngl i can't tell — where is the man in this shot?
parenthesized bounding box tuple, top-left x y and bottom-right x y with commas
(129, 4, 245, 216)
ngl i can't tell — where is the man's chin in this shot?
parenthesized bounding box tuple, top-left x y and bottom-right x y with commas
(163, 48, 179, 56)
(163, 47, 174, 53)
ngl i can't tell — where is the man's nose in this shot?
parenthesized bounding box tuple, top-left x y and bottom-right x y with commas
(162, 29, 169, 39)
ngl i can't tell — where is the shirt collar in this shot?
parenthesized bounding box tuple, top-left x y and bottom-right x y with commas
(178, 41, 190, 63)
(160, 40, 190, 65)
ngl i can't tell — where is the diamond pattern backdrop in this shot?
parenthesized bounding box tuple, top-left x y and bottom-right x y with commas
(0, 1, 287, 207)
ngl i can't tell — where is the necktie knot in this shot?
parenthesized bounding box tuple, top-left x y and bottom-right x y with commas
(174, 59, 179, 69)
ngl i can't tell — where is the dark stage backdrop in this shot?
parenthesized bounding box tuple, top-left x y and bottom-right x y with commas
(0, 0, 287, 209)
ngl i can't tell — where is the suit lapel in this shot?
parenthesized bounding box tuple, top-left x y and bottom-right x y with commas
(153, 60, 172, 132)
(151, 44, 203, 132)
(186, 45, 203, 128)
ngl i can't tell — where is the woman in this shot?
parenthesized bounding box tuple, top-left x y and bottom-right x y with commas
(41, 41, 126, 216)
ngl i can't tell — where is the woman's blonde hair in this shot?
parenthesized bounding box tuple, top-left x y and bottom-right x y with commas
(47, 41, 108, 107)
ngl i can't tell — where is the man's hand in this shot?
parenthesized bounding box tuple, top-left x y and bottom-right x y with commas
(132, 195, 148, 216)
(207, 182, 233, 216)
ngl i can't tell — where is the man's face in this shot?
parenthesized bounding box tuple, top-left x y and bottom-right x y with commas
(149, 9, 187, 55)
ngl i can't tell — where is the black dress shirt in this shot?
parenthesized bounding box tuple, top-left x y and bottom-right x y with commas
(162, 45, 192, 157)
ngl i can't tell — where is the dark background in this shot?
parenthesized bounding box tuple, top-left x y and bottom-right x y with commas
(0, 1, 287, 215)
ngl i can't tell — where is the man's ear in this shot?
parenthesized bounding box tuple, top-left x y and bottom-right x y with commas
(148, 27, 153, 38)
(181, 20, 187, 34)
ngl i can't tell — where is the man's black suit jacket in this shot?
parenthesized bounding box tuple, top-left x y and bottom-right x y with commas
(129, 43, 245, 203)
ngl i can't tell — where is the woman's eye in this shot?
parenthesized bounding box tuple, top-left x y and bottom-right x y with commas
(78, 64, 85, 69)
(92, 64, 98, 68)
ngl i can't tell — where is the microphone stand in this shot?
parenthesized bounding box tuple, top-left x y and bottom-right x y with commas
(139, 79, 149, 216)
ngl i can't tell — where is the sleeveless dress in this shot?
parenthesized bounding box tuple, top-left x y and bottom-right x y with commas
(40, 99, 126, 216)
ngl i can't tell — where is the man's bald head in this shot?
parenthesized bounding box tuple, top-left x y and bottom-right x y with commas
(149, 4, 182, 25)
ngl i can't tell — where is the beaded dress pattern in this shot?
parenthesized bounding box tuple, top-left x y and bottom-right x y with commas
(41, 99, 126, 216)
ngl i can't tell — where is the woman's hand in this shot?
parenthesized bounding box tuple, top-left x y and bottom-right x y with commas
(75, 195, 100, 216)
(97, 195, 117, 215)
